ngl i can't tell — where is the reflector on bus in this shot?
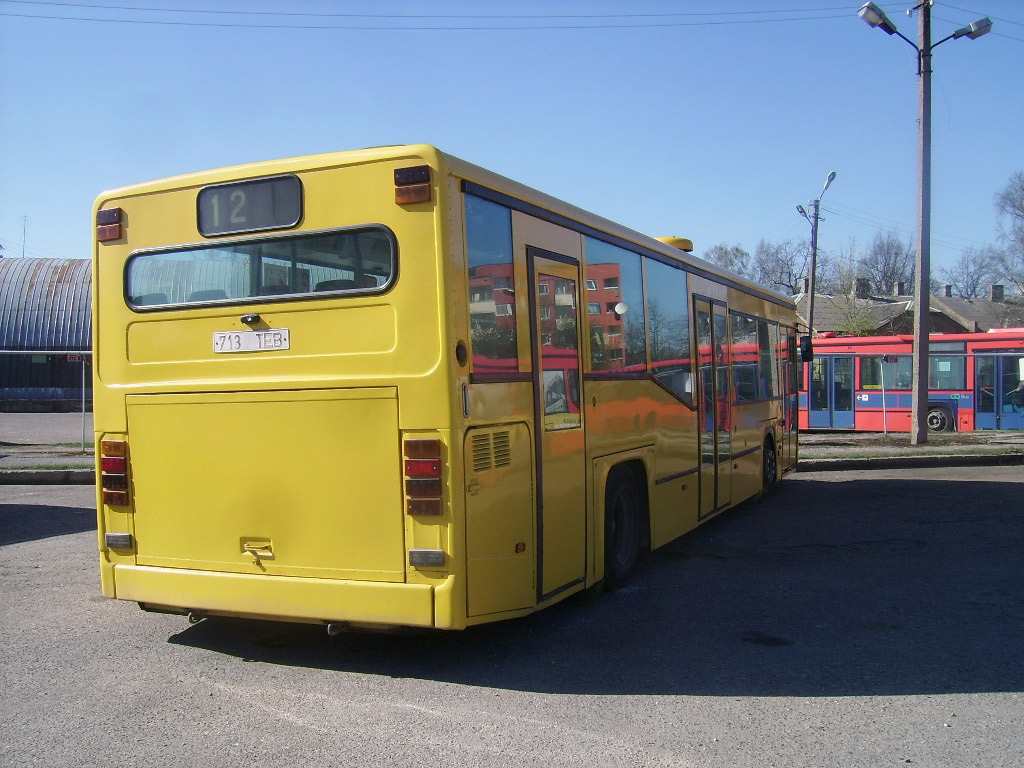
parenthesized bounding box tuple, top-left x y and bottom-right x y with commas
(96, 208, 123, 242)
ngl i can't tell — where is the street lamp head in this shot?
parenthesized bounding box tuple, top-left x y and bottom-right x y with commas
(823, 171, 837, 193)
(953, 17, 993, 40)
(796, 205, 809, 221)
(858, 2, 898, 35)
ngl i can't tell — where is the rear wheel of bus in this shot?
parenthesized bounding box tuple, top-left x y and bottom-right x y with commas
(604, 467, 642, 590)
(927, 405, 954, 432)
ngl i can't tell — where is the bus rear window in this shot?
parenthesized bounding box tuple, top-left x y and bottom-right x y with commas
(126, 227, 395, 309)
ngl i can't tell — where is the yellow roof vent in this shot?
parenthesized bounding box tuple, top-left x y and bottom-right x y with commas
(655, 236, 694, 253)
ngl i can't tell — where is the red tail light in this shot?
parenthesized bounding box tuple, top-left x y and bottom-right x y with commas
(100, 439, 132, 507)
(405, 458, 441, 477)
(403, 438, 443, 515)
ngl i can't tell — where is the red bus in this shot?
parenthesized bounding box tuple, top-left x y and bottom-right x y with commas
(799, 330, 1024, 432)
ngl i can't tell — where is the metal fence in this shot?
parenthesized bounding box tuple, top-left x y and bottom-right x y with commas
(1, 350, 92, 449)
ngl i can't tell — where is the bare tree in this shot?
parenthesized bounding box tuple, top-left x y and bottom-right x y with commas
(702, 243, 752, 279)
(750, 238, 810, 295)
(860, 230, 914, 295)
(938, 246, 1002, 298)
(817, 237, 859, 296)
(831, 296, 877, 336)
(995, 171, 1024, 295)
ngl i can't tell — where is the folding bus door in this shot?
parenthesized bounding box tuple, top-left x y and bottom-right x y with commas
(695, 298, 731, 517)
(527, 246, 586, 601)
(808, 356, 854, 429)
(977, 354, 1024, 430)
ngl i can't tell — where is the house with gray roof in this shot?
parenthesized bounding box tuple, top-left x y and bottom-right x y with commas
(795, 280, 1024, 337)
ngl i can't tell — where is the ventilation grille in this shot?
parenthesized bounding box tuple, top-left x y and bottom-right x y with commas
(471, 430, 512, 473)
(472, 433, 492, 473)
(492, 431, 511, 468)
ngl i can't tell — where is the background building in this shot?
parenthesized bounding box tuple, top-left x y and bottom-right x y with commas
(795, 281, 1024, 337)
(0, 257, 92, 411)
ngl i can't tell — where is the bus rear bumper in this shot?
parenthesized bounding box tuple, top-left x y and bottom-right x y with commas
(112, 565, 438, 628)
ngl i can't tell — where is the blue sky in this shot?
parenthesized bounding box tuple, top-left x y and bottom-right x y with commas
(1, 1, 1022, 280)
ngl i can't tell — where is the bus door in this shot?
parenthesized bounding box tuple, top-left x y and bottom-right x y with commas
(527, 247, 586, 600)
(808, 356, 855, 428)
(780, 329, 799, 466)
(695, 299, 731, 517)
(976, 354, 1024, 430)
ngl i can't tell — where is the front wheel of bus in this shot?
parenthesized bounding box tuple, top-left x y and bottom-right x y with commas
(604, 469, 641, 590)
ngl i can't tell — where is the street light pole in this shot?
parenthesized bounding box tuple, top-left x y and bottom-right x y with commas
(857, 1, 992, 445)
(912, 3, 932, 446)
(797, 172, 836, 339)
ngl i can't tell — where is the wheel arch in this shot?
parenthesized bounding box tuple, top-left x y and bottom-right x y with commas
(593, 450, 653, 584)
(926, 402, 956, 432)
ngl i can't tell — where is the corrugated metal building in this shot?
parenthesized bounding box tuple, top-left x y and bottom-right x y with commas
(0, 257, 92, 410)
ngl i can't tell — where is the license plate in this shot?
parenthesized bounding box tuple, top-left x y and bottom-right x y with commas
(213, 329, 290, 353)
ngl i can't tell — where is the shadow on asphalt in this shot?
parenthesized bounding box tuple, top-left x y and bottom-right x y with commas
(167, 473, 1024, 698)
(0, 503, 95, 545)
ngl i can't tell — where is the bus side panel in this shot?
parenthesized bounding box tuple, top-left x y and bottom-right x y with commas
(645, 385, 700, 549)
(730, 401, 773, 503)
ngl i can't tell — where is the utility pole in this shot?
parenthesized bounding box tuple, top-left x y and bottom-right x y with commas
(808, 198, 821, 336)
(797, 171, 836, 338)
(910, 1, 932, 446)
(858, 1, 992, 446)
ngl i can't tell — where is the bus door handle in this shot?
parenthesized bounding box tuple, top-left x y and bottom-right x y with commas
(242, 541, 275, 565)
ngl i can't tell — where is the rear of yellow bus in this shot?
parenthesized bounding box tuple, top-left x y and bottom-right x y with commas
(92, 145, 464, 630)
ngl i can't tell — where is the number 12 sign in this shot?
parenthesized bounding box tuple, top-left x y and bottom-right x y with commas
(197, 175, 302, 237)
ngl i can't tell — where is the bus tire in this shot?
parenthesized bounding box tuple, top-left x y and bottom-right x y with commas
(604, 468, 641, 590)
(927, 405, 953, 432)
(761, 437, 778, 495)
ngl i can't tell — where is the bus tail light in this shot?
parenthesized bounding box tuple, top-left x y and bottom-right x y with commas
(96, 208, 124, 242)
(394, 165, 431, 205)
(100, 439, 132, 507)
(404, 438, 443, 516)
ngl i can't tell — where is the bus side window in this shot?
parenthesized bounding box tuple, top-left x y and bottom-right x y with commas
(465, 195, 520, 375)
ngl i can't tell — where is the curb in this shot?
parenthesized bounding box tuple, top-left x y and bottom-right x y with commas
(2, 452, 1023, 484)
(797, 452, 1024, 472)
(0, 469, 95, 485)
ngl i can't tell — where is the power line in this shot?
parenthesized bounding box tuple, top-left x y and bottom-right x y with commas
(935, 2, 1024, 28)
(820, 204, 993, 259)
(0, 3, 853, 30)
(0, 236, 76, 260)
(0, 1, 858, 21)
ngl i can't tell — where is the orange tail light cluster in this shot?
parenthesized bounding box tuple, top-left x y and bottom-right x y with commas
(404, 438, 443, 516)
(394, 165, 432, 205)
(100, 439, 132, 507)
(96, 207, 123, 242)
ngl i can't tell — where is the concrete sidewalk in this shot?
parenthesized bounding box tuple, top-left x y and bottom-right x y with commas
(1, 412, 94, 484)
(2, 412, 1023, 484)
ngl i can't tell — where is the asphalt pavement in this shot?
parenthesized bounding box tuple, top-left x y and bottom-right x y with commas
(5, 467, 1024, 767)
(1, 411, 1023, 484)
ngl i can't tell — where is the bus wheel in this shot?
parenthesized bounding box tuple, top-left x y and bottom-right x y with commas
(762, 438, 777, 492)
(604, 469, 641, 590)
(927, 406, 953, 432)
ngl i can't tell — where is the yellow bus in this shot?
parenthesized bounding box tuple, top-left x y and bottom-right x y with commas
(93, 144, 800, 631)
